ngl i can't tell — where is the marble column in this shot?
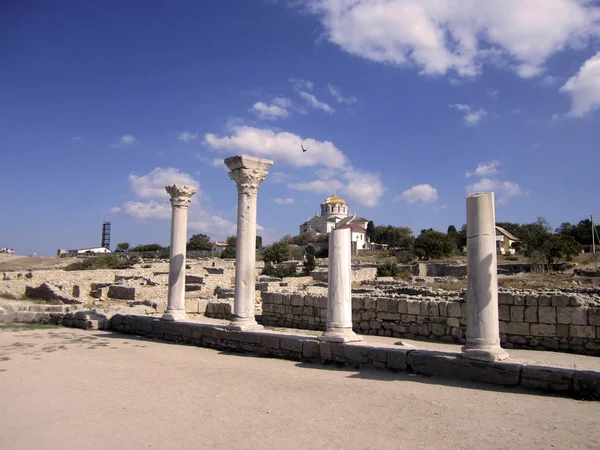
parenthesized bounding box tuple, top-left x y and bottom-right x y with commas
(225, 154, 273, 331)
(162, 184, 197, 321)
(462, 192, 508, 361)
(319, 228, 362, 343)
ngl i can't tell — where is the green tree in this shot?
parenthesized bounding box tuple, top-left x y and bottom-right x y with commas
(547, 235, 582, 264)
(373, 225, 415, 249)
(377, 261, 399, 277)
(256, 235, 263, 250)
(556, 219, 600, 247)
(220, 236, 237, 259)
(303, 245, 316, 274)
(187, 234, 212, 251)
(414, 229, 455, 259)
(130, 243, 164, 252)
(366, 221, 376, 242)
(263, 240, 292, 264)
(115, 242, 130, 252)
(447, 225, 459, 248)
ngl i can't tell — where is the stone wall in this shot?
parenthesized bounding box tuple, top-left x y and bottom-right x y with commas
(310, 267, 377, 283)
(260, 291, 600, 356)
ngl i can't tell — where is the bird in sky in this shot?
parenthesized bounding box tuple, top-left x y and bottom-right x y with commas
(301, 144, 307, 152)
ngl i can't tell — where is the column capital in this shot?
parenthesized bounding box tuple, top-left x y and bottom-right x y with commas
(165, 184, 197, 208)
(228, 168, 268, 195)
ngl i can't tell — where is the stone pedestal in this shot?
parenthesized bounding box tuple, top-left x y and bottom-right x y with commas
(225, 154, 273, 331)
(320, 228, 362, 343)
(162, 184, 197, 321)
(462, 192, 508, 361)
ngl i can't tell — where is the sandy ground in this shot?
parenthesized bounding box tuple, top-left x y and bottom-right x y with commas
(0, 254, 69, 272)
(1, 325, 599, 450)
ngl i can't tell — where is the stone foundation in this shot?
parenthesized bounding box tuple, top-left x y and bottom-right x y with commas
(260, 291, 600, 356)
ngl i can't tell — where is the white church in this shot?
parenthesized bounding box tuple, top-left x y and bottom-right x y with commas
(298, 193, 371, 251)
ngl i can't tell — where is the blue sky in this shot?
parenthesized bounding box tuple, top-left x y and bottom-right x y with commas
(2, 0, 600, 256)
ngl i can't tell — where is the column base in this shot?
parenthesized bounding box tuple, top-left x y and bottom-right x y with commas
(461, 345, 509, 362)
(162, 310, 188, 321)
(227, 316, 263, 331)
(319, 328, 363, 343)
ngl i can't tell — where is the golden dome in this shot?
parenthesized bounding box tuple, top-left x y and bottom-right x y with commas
(322, 193, 346, 205)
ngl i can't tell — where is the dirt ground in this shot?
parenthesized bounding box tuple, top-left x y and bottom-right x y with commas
(0, 254, 70, 272)
(1, 325, 599, 450)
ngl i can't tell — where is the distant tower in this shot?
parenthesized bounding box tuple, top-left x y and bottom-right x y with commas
(101, 222, 111, 249)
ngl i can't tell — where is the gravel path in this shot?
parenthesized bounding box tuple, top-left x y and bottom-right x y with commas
(1, 325, 599, 450)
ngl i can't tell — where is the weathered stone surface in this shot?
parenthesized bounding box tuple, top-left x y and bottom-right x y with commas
(510, 306, 524, 322)
(387, 349, 410, 371)
(521, 366, 573, 392)
(570, 325, 596, 339)
(530, 324, 556, 337)
(407, 351, 520, 386)
(538, 307, 556, 324)
(108, 285, 136, 301)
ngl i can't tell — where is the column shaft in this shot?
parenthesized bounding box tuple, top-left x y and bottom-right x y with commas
(163, 184, 196, 321)
(462, 192, 508, 361)
(320, 228, 361, 343)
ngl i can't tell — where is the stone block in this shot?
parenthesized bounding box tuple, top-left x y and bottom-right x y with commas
(428, 302, 439, 317)
(377, 313, 401, 321)
(556, 324, 569, 337)
(438, 302, 448, 316)
(530, 324, 556, 337)
(397, 299, 408, 314)
(406, 300, 421, 315)
(261, 334, 281, 350)
(407, 351, 520, 386)
(376, 298, 388, 312)
(499, 305, 510, 322)
(588, 308, 600, 326)
(344, 345, 369, 365)
(572, 308, 588, 325)
(572, 371, 600, 400)
(525, 295, 538, 306)
(302, 339, 321, 359)
(570, 325, 596, 339)
(513, 296, 525, 306)
(317, 296, 328, 308)
(500, 322, 530, 336)
(498, 293, 513, 305)
(351, 297, 364, 310)
(521, 366, 573, 392)
(569, 296, 585, 307)
(538, 306, 556, 324)
(387, 300, 398, 314)
(107, 285, 136, 301)
(367, 347, 387, 364)
(537, 295, 552, 306)
(446, 317, 460, 328)
(386, 349, 409, 371)
(524, 306, 537, 323)
(363, 298, 375, 310)
(431, 324, 445, 336)
(291, 295, 304, 306)
(551, 295, 570, 307)
(510, 306, 524, 322)
(447, 302, 462, 318)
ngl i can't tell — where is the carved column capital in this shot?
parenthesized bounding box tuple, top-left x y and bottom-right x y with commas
(165, 184, 197, 208)
(228, 168, 268, 195)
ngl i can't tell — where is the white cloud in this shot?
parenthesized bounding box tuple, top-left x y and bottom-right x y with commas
(129, 167, 199, 199)
(205, 126, 347, 168)
(449, 104, 487, 126)
(72, 136, 83, 142)
(298, 91, 335, 114)
(289, 78, 314, 91)
(466, 178, 526, 204)
(274, 197, 295, 205)
(466, 160, 501, 178)
(251, 101, 290, 120)
(341, 169, 385, 207)
(541, 75, 557, 86)
(288, 179, 344, 194)
(120, 135, 136, 145)
(327, 84, 358, 104)
(267, 171, 288, 183)
(177, 131, 199, 142)
(486, 88, 499, 98)
(304, 0, 600, 78)
(395, 184, 438, 204)
(111, 167, 236, 239)
(560, 52, 600, 117)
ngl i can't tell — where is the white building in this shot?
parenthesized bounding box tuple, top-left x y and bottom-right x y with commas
(298, 193, 371, 251)
(495, 226, 519, 255)
(66, 247, 112, 257)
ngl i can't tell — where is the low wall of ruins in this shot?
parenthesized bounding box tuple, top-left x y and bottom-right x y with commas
(260, 291, 600, 356)
(310, 267, 378, 283)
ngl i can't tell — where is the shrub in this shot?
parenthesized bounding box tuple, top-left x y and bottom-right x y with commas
(377, 262, 399, 277)
(303, 245, 316, 274)
(505, 255, 519, 261)
(65, 254, 139, 271)
(261, 263, 297, 278)
(141, 264, 152, 268)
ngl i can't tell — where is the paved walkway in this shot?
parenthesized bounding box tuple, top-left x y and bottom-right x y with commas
(1, 324, 599, 450)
